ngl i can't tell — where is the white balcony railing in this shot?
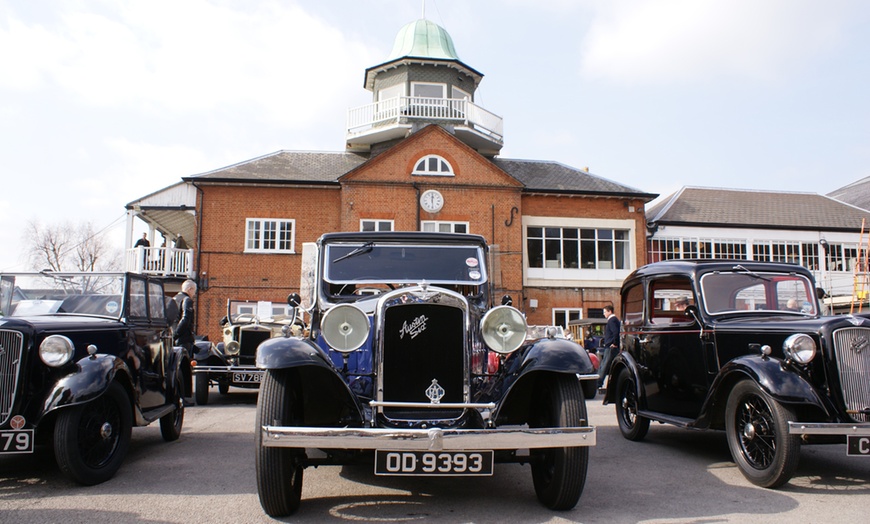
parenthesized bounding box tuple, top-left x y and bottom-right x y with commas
(347, 96, 504, 143)
(125, 247, 193, 278)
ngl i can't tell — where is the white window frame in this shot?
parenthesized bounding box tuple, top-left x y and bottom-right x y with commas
(421, 221, 469, 234)
(245, 218, 295, 253)
(412, 154, 454, 176)
(360, 219, 394, 232)
(412, 82, 446, 99)
(552, 308, 582, 328)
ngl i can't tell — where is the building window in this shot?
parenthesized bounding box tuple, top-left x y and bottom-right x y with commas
(412, 82, 446, 99)
(361, 219, 394, 232)
(245, 218, 295, 253)
(413, 155, 454, 176)
(552, 308, 581, 328)
(422, 221, 468, 234)
(527, 226, 630, 269)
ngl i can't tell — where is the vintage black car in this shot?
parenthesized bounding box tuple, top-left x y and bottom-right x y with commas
(0, 272, 188, 485)
(604, 260, 870, 488)
(254, 232, 597, 516)
(193, 299, 304, 405)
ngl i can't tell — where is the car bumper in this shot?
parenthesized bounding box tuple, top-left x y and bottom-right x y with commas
(788, 422, 870, 436)
(261, 425, 596, 450)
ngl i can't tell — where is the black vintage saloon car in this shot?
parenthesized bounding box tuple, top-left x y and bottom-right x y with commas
(604, 260, 870, 488)
(0, 272, 188, 485)
(254, 232, 597, 517)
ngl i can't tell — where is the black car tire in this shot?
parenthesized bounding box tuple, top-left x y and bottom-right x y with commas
(725, 379, 801, 488)
(160, 372, 185, 441)
(530, 374, 588, 510)
(615, 368, 650, 441)
(256, 369, 304, 517)
(54, 381, 132, 485)
(195, 372, 210, 405)
(581, 379, 597, 400)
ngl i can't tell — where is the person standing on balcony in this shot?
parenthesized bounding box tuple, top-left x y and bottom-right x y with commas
(133, 233, 150, 270)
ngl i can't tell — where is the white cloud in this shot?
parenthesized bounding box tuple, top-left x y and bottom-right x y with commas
(579, 0, 847, 86)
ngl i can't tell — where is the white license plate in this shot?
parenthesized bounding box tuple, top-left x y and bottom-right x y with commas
(374, 450, 493, 476)
(847, 436, 870, 456)
(232, 371, 263, 383)
(0, 430, 34, 454)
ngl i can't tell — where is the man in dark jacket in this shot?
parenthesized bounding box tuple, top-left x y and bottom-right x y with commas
(173, 279, 197, 355)
(597, 304, 620, 388)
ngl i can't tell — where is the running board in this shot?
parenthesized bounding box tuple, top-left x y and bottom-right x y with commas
(638, 410, 696, 428)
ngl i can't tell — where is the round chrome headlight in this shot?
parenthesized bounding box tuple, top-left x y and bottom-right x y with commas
(225, 340, 241, 355)
(481, 306, 528, 354)
(39, 335, 75, 367)
(321, 304, 370, 353)
(783, 333, 816, 364)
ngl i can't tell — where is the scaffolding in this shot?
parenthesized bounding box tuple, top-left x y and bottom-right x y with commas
(851, 218, 869, 314)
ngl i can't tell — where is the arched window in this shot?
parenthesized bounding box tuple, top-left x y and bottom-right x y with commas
(413, 155, 454, 176)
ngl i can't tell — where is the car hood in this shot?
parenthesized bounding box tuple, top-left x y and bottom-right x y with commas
(711, 313, 870, 333)
(0, 315, 124, 332)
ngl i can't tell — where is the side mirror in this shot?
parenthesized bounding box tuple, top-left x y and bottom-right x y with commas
(287, 293, 302, 308)
(219, 315, 228, 326)
(501, 295, 513, 306)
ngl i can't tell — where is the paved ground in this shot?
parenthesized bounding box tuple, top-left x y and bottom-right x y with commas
(1, 388, 869, 523)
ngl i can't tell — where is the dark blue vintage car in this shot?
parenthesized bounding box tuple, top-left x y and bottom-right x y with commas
(0, 272, 189, 485)
(253, 232, 597, 516)
(604, 260, 870, 488)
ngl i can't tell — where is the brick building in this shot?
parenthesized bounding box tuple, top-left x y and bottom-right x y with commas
(126, 18, 656, 342)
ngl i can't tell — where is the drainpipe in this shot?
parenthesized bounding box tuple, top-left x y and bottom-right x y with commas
(413, 183, 421, 230)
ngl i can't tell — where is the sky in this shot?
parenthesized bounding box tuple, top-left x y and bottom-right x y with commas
(1, 0, 869, 271)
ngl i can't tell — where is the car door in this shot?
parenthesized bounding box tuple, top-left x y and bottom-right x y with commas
(642, 277, 709, 418)
(127, 276, 165, 409)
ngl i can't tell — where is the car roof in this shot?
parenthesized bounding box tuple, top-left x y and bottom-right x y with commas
(319, 231, 487, 246)
(627, 260, 814, 282)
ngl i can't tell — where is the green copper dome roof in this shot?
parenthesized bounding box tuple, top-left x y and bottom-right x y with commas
(387, 19, 459, 60)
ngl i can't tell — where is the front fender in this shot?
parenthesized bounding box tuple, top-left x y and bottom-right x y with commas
(602, 352, 643, 406)
(696, 355, 831, 428)
(493, 338, 594, 425)
(256, 336, 334, 370)
(42, 354, 130, 415)
(257, 337, 365, 427)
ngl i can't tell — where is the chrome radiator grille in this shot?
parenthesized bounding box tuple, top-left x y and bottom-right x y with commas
(0, 330, 24, 426)
(832, 327, 870, 423)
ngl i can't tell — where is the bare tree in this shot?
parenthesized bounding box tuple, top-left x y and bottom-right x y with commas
(24, 219, 122, 272)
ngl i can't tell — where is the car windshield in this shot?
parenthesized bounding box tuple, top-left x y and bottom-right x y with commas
(227, 300, 297, 324)
(0, 272, 125, 319)
(699, 269, 818, 316)
(324, 243, 486, 285)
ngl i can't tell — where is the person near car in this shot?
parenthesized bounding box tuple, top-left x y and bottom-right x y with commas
(597, 304, 620, 388)
(173, 279, 197, 356)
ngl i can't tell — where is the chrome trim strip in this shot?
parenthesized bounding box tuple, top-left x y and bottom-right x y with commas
(370, 401, 496, 409)
(193, 365, 263, 374)
(261, 425, 596, 450)
(0, 330, 24, 426)
(788, 422, 870, 436)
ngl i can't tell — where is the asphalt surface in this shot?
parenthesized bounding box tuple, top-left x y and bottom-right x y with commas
(1, 388, 869, 523)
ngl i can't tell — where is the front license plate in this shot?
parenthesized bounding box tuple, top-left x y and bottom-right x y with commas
(846, 436, 870, 456)
(232, 371, 263, 384)
(0, 430, 34, 454)
(374, 450, 493, 476)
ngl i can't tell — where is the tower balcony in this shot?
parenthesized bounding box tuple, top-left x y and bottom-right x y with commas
(346, 96, 503, 155)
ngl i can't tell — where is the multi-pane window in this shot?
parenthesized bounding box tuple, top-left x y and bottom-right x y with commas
(413, 155, 453, 176)
(553, 308, 581, 328)
(361, 220, 393, 232)
(422, 221, 468, 234)
(246, 218, 294, 253)
(527, 227, 630, 270)
(653, 237, 825, 271)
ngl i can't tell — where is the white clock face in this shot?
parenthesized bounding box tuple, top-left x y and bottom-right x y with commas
(420, 190, 444, 213)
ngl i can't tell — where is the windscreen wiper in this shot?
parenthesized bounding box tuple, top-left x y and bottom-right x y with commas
(733, 264, 770, 281)
(332, 242, 374, 264)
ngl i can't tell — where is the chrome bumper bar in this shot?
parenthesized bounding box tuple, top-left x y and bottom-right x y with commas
(788, 422, 870, 436)
(261, 425, 596, 450)
(192, 366, 263, 374)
